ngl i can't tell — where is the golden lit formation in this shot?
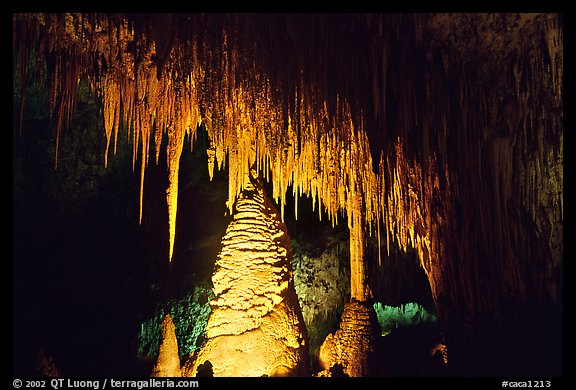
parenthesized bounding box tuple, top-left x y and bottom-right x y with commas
(183, 172, 308, 376)
(13, 13, 563, 377)
(11, 14, 456, 313)
(151, 314, 181, 377)
(13, 14, 432, 275)
(317, 301, 380, 377)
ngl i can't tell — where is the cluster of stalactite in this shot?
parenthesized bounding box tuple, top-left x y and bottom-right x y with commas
(13, 14, 379, 278)
(13, 13, 563, 359)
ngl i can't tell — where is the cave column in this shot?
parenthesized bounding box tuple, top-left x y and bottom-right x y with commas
(317, 182, 379, 377)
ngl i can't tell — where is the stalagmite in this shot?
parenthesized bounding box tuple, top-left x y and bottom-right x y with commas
(151, 314, 182, 377)
(182, 170, 308, 377)
(317, 301, 380, 377)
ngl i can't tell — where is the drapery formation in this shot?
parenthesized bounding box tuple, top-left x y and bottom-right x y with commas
(13, 13, 563, 367)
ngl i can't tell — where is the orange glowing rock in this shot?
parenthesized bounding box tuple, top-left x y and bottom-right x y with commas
(182, 171, 309, 377)
(151, 314, 182, 377)
(317, 300, 380, 377)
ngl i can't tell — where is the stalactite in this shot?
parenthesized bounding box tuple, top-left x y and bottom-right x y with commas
(13, 14, 395, 265)
(165, 123, 186, 262)
(101, 76, 121, 168)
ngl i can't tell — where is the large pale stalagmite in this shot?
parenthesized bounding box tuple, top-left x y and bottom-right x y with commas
(182, 171, 308, 377)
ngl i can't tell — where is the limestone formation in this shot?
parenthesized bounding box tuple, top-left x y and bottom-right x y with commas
(151, 314, 181, 377)
(292, 245, 350, 327)
(317, 300, 380, 377)
(182, 172, 309, 377)
(13, 13, 563, 375)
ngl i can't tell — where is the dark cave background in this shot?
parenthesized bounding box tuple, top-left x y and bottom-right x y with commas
(12, 13, 563, 379)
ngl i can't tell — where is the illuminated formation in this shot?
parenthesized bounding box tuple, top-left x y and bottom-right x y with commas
(317, 301, 379, 376)
(182, 170, 308, 376)
(12, 14, 383, 374)
(13, 13, 563, 376)
(151, 314, 181, 377)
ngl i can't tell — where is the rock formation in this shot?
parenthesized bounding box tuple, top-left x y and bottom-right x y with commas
(151, 314, 181, 377)
(317, 300, 380, 377)
(13, 13, 563, 376)
(182, 171, 309, 377)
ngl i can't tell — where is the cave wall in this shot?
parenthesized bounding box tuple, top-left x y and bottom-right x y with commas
(413, 15, 563, 374)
